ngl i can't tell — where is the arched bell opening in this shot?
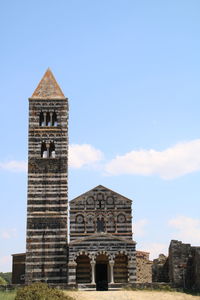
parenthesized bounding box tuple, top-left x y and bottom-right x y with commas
(95, 254, 109, 291)
(49, 142, 55, 158)
(76, 254, 91, 284)
(41, 142, 48, 158)
(114, 254, 128, 283)
(52, 111, 58, 126)
(39, 112, 45, 126)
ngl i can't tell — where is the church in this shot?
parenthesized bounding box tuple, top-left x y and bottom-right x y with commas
(11, 69, 140, 290)
(11, 70, 200, 291)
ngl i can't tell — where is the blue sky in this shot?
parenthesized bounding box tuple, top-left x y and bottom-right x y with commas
(1, 0, 200, 272)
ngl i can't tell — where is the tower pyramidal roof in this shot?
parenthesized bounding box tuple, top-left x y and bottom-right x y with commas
(31, 68, 66, 99)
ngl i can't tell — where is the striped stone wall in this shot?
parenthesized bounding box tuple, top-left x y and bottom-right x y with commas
(76, 255, 91, 283)
(114, 254, 128, 283)
(68, 233, 136, 284)
(70, 185, 133, 241)
(25, 97, 68, 284)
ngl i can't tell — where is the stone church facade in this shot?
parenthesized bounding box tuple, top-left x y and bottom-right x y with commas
(12, 69, 137, 289)
(68, 185, 136, 289)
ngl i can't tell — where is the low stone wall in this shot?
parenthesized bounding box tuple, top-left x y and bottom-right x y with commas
(126, 282, 172, 290)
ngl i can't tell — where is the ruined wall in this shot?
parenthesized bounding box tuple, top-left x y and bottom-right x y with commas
(152, 254, 169, 283)
(136, 251, 152, 283)
(168, 240, 191, 288)
(152, 240, 200, 291)
(191, 247, 200, 290)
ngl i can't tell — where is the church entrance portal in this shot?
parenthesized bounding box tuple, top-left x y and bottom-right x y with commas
(96, 264, 108, 290)
(95, 254, 108, 291)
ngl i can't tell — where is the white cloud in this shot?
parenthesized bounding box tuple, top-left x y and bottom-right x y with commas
(105, 139, 200, 179)
(0, 228, 17, 240)
(0, 144, 103, 173)
(0, 160, 27, 172)
(3, 139, 200, 179)
(69, 144, 103, 168)
(138, 243, 168, 260)
(134, 219, 148, 237)
(169, 216, 200, 245)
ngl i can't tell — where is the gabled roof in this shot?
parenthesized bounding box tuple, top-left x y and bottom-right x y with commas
(70, 184, 132, 203)
(69, 232, 136, 245)
(30, 68, 66, 99)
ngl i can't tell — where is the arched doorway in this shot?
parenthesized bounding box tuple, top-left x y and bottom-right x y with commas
(76, 254, 91, 283)
(95, 254, 109, 291)
(114, 254, 128, 283)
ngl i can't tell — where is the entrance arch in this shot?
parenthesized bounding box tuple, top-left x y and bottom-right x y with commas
(76, 254, 91, 283)
(114, 254, 128, 283)
(95, 254, 109, 290)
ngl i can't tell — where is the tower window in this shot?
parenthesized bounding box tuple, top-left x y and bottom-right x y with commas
(46, 112, 51, 126)
(52, 112, 58, 126)
(41, 142, 47, 158)
(49, 142, 56, 158)
(39, 112, 45, 126)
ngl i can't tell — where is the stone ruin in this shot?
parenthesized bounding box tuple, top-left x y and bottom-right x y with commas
(152, 240, 200, 290)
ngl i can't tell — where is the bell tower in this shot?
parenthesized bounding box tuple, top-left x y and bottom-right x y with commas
(25, 69, 68, 284)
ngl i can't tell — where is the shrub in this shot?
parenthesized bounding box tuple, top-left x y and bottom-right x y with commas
(15, 282, 74, 300)
(0, 276, 7, 285)
(0, 272, 12, 284)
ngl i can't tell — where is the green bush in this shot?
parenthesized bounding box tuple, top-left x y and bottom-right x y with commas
(0, 272, 12, 284)
(15, 282, 74, 300)
(0, 276, 7, 285)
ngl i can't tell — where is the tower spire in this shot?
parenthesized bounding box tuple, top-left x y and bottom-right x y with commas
(31, 68, 66, 99)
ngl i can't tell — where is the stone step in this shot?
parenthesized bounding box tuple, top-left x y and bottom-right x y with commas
(77, 283, 96, 291)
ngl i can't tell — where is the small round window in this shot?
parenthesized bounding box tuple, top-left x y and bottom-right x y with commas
(117, 214, 126, 223)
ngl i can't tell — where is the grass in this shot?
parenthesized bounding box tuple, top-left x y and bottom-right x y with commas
(0, 291, 16, 300)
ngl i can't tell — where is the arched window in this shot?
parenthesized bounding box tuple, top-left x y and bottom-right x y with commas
(39, 112, 45, 126)
(49, 142, 55, 158)
(52, 112, 58, 126)
(41, 142, 47, 158)
(97, 217, 105, 232)
(46, 112, 51, 126)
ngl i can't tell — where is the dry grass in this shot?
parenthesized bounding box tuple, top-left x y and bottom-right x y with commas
(65, 290, 200, 300)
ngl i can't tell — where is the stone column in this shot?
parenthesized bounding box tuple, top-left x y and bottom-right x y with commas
(68, 261, 77, 284)
(90, 261, 96, 284)
(109, 260, 115, 284)
(46, 143, 50, 158)
(43, 112, 47, 126)
(50, 112, 53, 126)
(128, 259, 136, 283)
